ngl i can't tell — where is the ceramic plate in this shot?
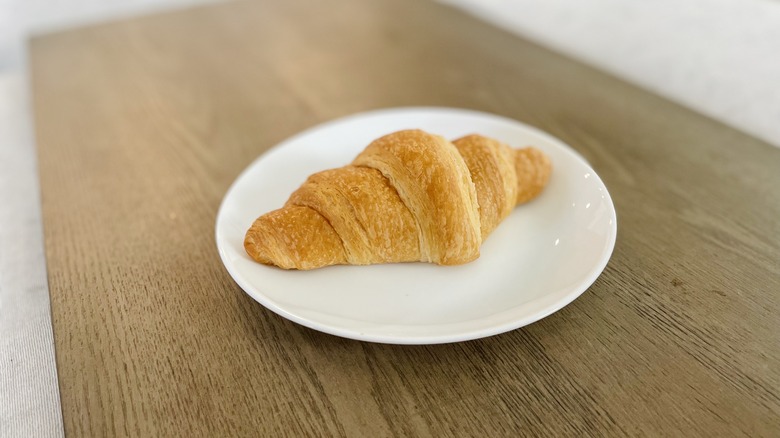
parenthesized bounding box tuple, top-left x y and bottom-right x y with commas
(216, 107, 617, 344)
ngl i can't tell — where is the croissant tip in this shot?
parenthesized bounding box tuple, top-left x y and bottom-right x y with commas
(243, 227, 275, 266)
(243, 230, 262, 261)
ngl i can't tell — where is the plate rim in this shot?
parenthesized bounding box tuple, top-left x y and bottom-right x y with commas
(215, 106, 617, 344)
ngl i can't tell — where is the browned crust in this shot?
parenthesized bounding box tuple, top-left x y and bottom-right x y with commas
(244, 130, 552, 270)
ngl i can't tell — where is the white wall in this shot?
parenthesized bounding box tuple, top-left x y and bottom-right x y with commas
(441, 0, 780, 148)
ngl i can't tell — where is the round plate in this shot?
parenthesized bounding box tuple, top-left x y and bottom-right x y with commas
(216, 107, 617, 344)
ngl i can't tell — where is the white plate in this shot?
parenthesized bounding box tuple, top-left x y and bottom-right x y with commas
(216, 107, 617, 344)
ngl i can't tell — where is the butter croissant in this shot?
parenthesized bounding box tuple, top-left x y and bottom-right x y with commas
(244, 130, 551, 270)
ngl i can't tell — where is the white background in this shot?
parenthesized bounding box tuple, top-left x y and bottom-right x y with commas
(442, 0, 780, 148)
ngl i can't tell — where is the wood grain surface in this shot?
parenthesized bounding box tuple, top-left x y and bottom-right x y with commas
(30, 0, 780, 436)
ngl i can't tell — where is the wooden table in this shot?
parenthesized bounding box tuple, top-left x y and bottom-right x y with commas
(31, 0, 780, 435)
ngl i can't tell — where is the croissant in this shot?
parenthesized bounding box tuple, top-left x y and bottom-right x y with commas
(244, 129, 551, 270)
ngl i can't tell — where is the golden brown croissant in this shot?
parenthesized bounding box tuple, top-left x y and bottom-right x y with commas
(244, 130, 551, 270)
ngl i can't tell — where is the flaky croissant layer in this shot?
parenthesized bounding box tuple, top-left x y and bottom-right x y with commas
(244, 130, 551, 270)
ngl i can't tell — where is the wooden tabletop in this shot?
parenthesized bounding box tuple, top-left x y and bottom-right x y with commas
(31, 0, 780, 435)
